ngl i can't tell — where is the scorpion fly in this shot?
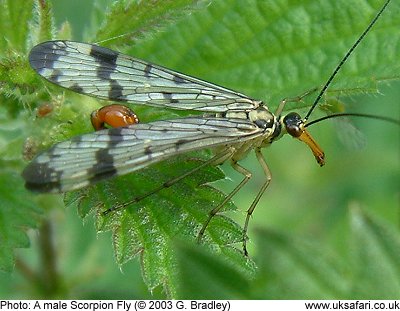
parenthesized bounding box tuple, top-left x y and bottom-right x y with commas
(23, 0, 396, 255)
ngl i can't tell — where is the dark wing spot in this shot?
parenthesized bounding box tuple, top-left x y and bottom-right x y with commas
(87, 127, 125, 183)
(89, 44, 118, 67)
(175, 139, 189, 149)
(163, 92, 172, 100)
(173, 75, 186, 84)
(88, 168, 118, 184)
(97, 68, 112, 80)
(108, 80, 125, 100)
(48, 69, 63, 83)
(144, 64, 152, 78)
(162, 92, 179, 103)
(90, 44, 119, 80)
(144, 146, 153, 160)
(22, 162, 63, 193)
(25, 180, 63, 193)
(29, 41, 63, 71)
(70, 83, 84, 93)
(87, 148, 118, 182)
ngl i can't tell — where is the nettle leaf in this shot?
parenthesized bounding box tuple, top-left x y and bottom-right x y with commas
(0, 0, 34, 51)
(0, 0, 53, 107)
(251, 209, 400, 300)
(0, 170, 42, 272)
(65, 152, 253, 296)
(131, 0, 399, 112)
(348, 206, 400, 299)
(30, 0, 54, 43)
(94, 0, 209, 47)
(252, 229, 348, 299)
(174, 242, 255, 299)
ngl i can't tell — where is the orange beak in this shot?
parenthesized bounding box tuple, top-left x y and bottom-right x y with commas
(297, 129, 325, 166)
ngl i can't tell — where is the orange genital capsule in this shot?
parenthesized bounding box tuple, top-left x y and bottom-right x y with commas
(91, 104, 139, 131)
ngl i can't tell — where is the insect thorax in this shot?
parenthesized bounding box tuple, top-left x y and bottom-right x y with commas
(247, 106, 282, 147)
(211, 105, 283, 163)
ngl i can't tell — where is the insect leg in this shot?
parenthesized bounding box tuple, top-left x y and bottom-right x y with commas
(102, 148, 235, 215)
(274, 87, 319, 116)
(242, 147, 272, 256)
(197, 158, 252, 245)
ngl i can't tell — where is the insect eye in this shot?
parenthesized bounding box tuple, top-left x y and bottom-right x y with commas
(283, 112, 304, 137)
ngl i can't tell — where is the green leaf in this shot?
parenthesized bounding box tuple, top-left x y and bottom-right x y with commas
(0, 0, 35, 51)
(130, 0, 399, 111)
(348, 206, 400, 299)
(0, 170, 42, 272)
(252, 228, 348, 299)
(30, 0, 54, 43)
(65, 152, 252, 297)
(0, 0, 58, 274)
(0, 0, 44, 106)
(174, 242, 255, 299)
(94, 0, 209, 47)
(250, 209, 400, 300)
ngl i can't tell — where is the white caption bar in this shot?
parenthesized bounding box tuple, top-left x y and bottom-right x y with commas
(0, 300, 399, 311)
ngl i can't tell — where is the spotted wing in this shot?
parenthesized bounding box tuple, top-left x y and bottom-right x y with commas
(29, 40, 259, 113)
(22, 117, 263, 193)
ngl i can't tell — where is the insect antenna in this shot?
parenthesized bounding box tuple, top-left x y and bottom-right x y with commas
(304, 0, 392, 122)
(305, 113, 400, 128)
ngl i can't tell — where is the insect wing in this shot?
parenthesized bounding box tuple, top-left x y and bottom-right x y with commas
(29, 40, 259, 112)
(22, 117, 263, 193)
